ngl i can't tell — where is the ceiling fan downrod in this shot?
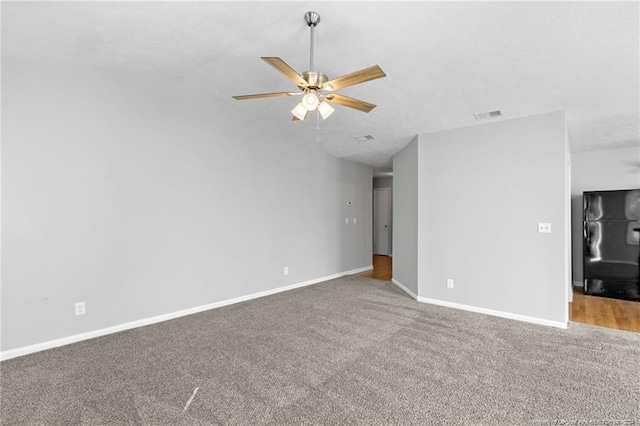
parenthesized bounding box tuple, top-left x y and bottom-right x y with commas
(305, 11, 320, 72)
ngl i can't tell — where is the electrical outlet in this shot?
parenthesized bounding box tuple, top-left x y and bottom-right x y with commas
(353, 217, 357, 224)
(447, 279, 454, 289)
(75, 301, 86, 316)
(345, 218, 349, 224)
(538, 223, 552, 233)
(284, 266, 289, 276)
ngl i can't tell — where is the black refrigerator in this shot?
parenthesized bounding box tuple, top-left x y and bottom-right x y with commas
(583, 189, 640, 301)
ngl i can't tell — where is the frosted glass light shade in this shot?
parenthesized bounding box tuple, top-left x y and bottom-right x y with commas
(318, 101, 335, 119)
(302, 92, 319, 111)
(291, 103, 308, 120)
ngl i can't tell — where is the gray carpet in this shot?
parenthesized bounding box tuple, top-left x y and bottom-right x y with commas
(1, 276, 639, 425)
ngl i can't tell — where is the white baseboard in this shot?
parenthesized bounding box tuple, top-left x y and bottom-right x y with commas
(349, 265, 374, 275)
(0, 265, 373, 361)
(391, 278, 418, 300)
(416, 296, 568, 329)
(387, 279, 565, 329)
(572, 280, 582, 288)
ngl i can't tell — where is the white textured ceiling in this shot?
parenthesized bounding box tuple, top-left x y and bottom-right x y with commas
(3, 1, 639, 172)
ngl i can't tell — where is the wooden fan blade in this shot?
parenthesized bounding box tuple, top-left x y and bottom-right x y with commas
(292, 115, 300, 121)
(261, 57, 308, 88)
(232, 91, 298, 100)
(323, 65, 386, 91)
(324, 93, 376, 113)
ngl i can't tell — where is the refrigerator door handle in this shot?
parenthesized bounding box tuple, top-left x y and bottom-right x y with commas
(584, 221, 590, 255)
(582, 194, 591, 221)
(584, 194, 589, 221)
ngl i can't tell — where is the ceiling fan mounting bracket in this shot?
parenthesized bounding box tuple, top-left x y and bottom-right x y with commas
(304, 11, 320, 27)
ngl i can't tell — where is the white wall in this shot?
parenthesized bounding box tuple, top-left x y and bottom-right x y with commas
(417, 111, 568, 324)
(389, 112, 571, 324)
(373, 176, 393, 255)
(570, 146, 640, 284)
(392, 137, 418, 295)
(1, 58, 372, 352)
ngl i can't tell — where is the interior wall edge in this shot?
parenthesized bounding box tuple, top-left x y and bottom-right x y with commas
(390, 278, 418, 300)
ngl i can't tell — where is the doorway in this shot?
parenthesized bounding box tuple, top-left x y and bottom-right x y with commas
(374, 187, 391, 256)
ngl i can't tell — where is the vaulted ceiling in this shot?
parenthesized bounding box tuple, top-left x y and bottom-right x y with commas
(3, 1, 638, 172)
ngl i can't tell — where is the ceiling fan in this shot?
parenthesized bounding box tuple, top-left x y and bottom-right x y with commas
(232, 11, 386, 122)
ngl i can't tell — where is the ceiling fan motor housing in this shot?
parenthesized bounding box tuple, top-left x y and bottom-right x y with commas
(300, 71, 329, 90)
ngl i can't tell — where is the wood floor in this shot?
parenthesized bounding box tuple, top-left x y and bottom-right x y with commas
(358, 255, 639, 333)
(570, 288, 640, 332)
(357, 255, 392, 281)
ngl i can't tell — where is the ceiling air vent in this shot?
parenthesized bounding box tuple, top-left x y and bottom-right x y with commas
(474, 110, 503, 121)
(355, 135, 376, 141)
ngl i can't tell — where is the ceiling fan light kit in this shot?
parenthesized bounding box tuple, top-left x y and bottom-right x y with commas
(318, 101, 335, 119)
(291, 103, 308, 121)
(233, 11, 386, 123)
(302, 91, 319, 110)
